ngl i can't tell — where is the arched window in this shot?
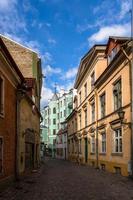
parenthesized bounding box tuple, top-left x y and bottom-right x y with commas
(53, 107, 56, 114)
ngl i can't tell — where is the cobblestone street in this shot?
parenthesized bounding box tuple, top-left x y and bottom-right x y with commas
(1, 158, 133, 200)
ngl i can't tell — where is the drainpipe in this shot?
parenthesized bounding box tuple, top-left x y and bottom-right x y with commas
(15, 90, 21, 181)
(95, 89, 99, 169)
(15, 87, 26, 181)
(120, 39, 133, 176)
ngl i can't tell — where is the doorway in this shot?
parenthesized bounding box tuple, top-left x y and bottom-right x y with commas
(84, 138, 88, 163)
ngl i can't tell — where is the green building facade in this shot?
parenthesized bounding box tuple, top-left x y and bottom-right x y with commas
(41, 89, 74, 157)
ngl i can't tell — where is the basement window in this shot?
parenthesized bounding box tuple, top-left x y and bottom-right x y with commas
(114, 166, 121, 175)
(101, 164, 106, 171)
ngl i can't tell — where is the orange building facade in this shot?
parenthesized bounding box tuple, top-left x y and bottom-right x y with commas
(68, 37, 132, 176)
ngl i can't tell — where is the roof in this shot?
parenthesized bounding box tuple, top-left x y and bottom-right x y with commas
(0, 34, 39, 55)
(0, 37, 24, 81)
(105, 36, 131, 55)
(74, 44, 106, 89)
(51, 93, 59, 101)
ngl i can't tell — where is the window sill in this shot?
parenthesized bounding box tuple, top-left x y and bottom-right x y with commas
(90, 152, 95, 155)
(111, 153, 123, 157)
(99, 153, 106, 155)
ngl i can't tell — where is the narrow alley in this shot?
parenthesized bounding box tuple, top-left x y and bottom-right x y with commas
(1, 158, 133, 200)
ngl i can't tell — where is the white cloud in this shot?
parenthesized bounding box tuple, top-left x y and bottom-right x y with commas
(42, 52, 52, 64)
(62, 67, 78, 80)
(24, 40, 41, 54)
(119, 0, 131, 19)
(0, 0, 17, 10)
(48, 38, 56, 45)
(41, 85, 53, 107)
(43, 65, 62, 76)
(88, 23, 130, 44)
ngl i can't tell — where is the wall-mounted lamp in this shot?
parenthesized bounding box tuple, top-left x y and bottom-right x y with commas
(117, 108, 131, 128)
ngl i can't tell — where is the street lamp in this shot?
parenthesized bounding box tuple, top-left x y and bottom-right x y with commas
(117, 108, 131, 128)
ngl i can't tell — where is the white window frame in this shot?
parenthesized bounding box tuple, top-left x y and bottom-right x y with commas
(101, 132, 106, 153)
(100, 92, 106, 118)
(113, 79, 122, 111)
(79, 139, 82, 154)
(91, 102, 95, 123)
(91, 136, 95, 153)
(114, 128, 122, 153)
(84, 109, 87, 127)
(84, 83, 87, 98)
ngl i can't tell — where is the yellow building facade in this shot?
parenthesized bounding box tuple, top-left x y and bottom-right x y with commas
(68, 37, 132, 176)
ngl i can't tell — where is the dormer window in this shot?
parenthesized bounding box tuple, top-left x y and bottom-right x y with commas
(91, 71, 95, 90)
(108, 47, 117, 64)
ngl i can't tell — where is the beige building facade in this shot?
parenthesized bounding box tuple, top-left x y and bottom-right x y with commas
(68, 37, 132, 176)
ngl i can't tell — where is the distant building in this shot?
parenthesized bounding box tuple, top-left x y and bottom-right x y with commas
(41, 89, 74, 158)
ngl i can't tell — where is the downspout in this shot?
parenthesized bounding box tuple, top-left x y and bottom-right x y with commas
(15, 90, 21, 181)
(95, 89, 99, 169)
(120, 45, 133, 177)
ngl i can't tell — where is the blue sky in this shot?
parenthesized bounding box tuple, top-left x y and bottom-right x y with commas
(0, 0, 131, 107)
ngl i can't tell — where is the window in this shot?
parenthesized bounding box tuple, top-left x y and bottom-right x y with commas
(53, 118, 56, 125)
(45, 110, 47, 115)
(58, 123, 59, 129)
(64, 99, 66, 106)
(58, 113, 59, 119)
(79, 114, 81, 130)
(84, 109, 87, 127)
(45, 119, 47, 124)
(79, 91, 81, 105)
(84, 83, 87, 98)
(53, 129, 56, 135)
(91, 102, 95, 123)
(60, 101, 62, 107)
(64, 110, 66, 117)
(79, 139, 82, 153)
(108, 47, 117, 64)
(101, 132, 106, 153)
(48, 108, 51, 115)
(72, 121, 74, 133)
(68, 140, 70, 153)
(113, 79, 122, 110)
(0, 138, 3, 173)
(0, 77, 4, 115)
(53, 107, 56, 114)
(72, 139, 74, 153)
(100, 93, 105, 118)
(75, 118, 77, 131)
(91, 137, 95, 153)
(60, 112, 62, 118)
(49, 129, 51, 135)
(49, 119, 51, 125)
(57, 103, 59, 109)
(114, 129, 122, 153)
(91, 71, 95, 90)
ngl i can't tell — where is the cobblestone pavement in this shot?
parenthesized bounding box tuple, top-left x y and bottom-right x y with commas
(1, 158, 133, 200)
